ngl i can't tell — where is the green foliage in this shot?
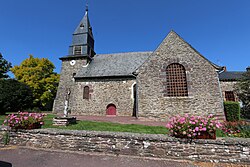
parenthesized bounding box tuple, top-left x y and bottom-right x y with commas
(224, 101, 240, 121)
(2, 131, 10, 145)
(222, 121, 250, 138)
(0, 79, 33, 115)
(0, 53, 12, 79)
(11, 55, 60, 110)
(237, 124, 250, 138)
(235, 68, 250, 119)
(216, 129, 227, 137)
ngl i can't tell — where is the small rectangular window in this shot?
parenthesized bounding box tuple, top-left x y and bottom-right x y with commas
(83, 86, 90, 99)
(74, 46, 82, 55)
(225, 91, 235, 101)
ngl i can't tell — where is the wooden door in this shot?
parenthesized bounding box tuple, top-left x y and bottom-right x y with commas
(106, 104, 116, 116)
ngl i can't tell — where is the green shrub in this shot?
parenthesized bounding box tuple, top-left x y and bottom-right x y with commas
(224, 101, 240, 121)
(0, 79, 33, 115)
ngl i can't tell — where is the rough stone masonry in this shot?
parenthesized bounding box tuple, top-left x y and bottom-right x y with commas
(1, 128, 249, 165)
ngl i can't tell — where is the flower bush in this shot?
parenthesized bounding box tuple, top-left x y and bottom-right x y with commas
(222, 121, 250, 138)
(3, 112, 45, 130)
(166, 114, 222, 139)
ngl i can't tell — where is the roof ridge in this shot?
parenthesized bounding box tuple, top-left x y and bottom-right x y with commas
(221, 71, 245, 73)
(169, 30, 223, 71)
(96, 51, 153, 56)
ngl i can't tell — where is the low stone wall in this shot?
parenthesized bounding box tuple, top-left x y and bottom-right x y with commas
(1, 128, 250, 164)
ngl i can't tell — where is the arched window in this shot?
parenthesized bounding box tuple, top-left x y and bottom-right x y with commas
(83, 86, 90, 99)
(166, 63, 188, 97)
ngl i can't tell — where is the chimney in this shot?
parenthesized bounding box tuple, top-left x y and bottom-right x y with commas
(223, 66, 227, 72)
(246, 66, 250, 72)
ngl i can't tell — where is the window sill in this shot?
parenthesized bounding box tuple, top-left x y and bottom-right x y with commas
(163, 96, 194, 99)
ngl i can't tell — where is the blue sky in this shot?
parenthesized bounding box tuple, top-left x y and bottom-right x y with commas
(1, 0, 250, 76)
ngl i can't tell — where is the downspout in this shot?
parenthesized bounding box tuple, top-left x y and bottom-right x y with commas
(217, 67, 226, 120)
(132, 72, 139, 119)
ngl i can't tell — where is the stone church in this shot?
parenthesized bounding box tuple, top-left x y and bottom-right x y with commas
(53, 8, 241, 120)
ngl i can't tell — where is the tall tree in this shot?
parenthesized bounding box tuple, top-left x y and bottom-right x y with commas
(0, 53, 12, 79)
(236, 67, 250, 119)
(11, 55, 60, 110)
(0, 79, 33, 115)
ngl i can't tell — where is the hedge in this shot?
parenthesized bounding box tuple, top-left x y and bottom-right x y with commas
(224, 101, 241, 121)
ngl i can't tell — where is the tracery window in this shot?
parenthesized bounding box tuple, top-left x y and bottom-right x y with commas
(166, 63, 188, 97)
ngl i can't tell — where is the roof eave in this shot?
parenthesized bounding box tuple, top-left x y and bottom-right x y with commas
(74, 75, 136, 80)
(59, 54, 89, 60)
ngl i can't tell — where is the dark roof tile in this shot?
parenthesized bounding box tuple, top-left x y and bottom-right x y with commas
(75, 51, 152, 78)
(219, 71, 244, 81)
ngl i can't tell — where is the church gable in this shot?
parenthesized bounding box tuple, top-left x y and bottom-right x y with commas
(137, 30, 224, 120)
(137, 30, 222, 75)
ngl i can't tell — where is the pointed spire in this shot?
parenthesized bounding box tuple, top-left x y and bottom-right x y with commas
(86, 2, 88, 12)
(68, 3, 95, 58)
(73, 4, 92, 36)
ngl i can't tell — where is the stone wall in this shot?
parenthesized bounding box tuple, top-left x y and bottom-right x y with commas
(53, 58, 88, 114)
(53, 57, 136, 117)
(137, 31, 225, 120)
(220, 81, 238, 101)
(2, 128, 250, 164)
(71, 78, 136, 116)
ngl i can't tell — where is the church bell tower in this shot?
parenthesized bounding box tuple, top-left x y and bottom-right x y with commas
(53, 5, 95, 114)
(69, 6, 95, 60)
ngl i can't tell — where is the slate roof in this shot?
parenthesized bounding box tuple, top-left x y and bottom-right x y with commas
(219, 71, 244, 81)
(75, 51, 152, 78)
(73, 9, 93, 37)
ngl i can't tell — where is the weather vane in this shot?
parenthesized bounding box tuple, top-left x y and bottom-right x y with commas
(85, 1, 88, 11)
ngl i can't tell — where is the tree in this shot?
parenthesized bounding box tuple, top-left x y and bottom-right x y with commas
(11, 55, 60, 110)
(0, 53, 12, 79)
(0, 79, 33, 115)
(235, 68, 250, 119)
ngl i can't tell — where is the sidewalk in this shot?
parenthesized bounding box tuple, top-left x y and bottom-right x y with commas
(0, 146, 195, 167)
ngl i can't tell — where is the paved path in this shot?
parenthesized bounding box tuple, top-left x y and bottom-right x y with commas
(1, 146, 249, 167)
(0, 146, 195, 167)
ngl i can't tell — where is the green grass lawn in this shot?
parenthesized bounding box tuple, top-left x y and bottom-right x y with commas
(0, 113, 167, 135)
(1, 113, 249, 137)
(42, 114, 168, 134)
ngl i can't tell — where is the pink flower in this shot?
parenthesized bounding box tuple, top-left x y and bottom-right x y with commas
(208, 114, 213, 118)
(195, 127, 199, 132)
(216, 123, 221, 128)
(166, 123, 171, 129)
(200, 127, 207, 131)
(189, 121, 196, 125)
